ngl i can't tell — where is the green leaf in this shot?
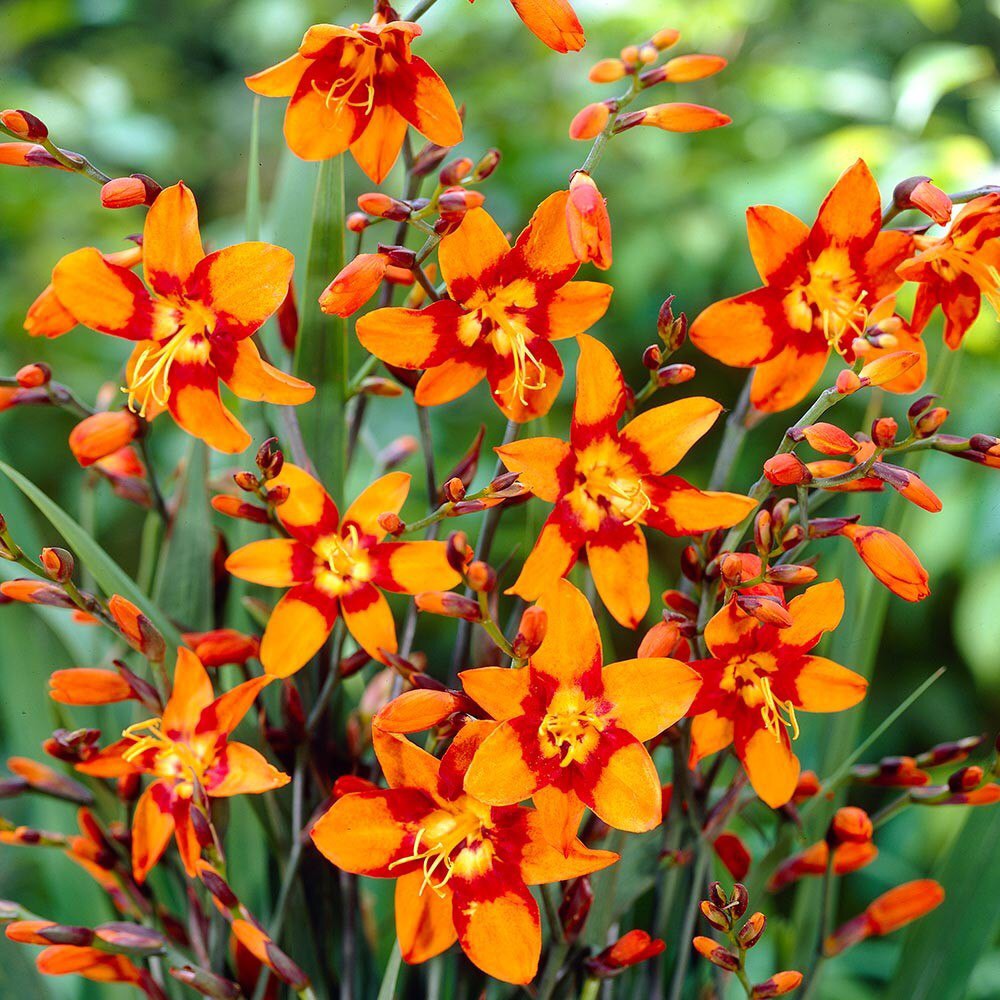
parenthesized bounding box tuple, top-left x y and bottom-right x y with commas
(0, 459, 185, 651)
(153, 440, 213, 631)
(885, 806, 1000, 1000)
(294, 154, 348, 501)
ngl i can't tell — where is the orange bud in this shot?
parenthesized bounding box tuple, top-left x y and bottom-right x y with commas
(872, 464, 942, 513)
(587, 930, 665, 976)
(1, 109, 47, 141)
(914, 406, 948, 437)
(108, 594, 166, 660)
(763, 453, 812, 486)
(15, 363, 51, 388)
(100, 176, 147, 209)
(662, 54, 727, 83)
(49, 668, 133, 706)
(840, 524, 930, 602)
(566, 171, 612, 270)
(634, 103, 731, 133)
(346, 211, 369, 233)
(793, 770, 820, 803)
(374, 688, 469, 734)
(415, 592, 482, 621)
(439, 156, 474, 185)
(5, 920, 60, 945)
(620, 45, 639, 65)
(738, 912, 767, 949)
(183, 629, 259, 667)
(893, 176, 953, 226)
(656, 363, 696, 386)
(764, 564, 818, 586)
(465, 560, 495, 593)
(69, 410, 142, 467)
(735, 594, 793, 628)
(357, 191, 411, 221)
(589, 58, 627, 83)
(829, 806, 873, 845)
(438, 187, 485, 216)
(692, 936, 739, 972)
(0, 579, 75, 608)
(0, 141, 68, 169)
(358, 376, 404, 398)
(858, 350, 920, 387)
(210, 495, 270, 523)
(651, 28, 681, 50)
(699, 900, 730, 931)
(569, 103, 611, 140)
(318, 253, 388, 317)
(377, 512, 404, 536)
(40, 547, 74, 583)
(512, 605, 548, 659)
(637, 619, 682, 658)
(796, 422, 858, 456)
(836, 369, 862, 394)
(865, 879, 945, 936)
(751, 971, 803, 998)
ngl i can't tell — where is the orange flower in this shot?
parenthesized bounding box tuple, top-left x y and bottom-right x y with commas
(50, 183, 313, 453)
(25, 244, 142, 338)
(497, 335, 756, 626)
(311, 721, 616, 984)
(898, 193, 1000, 348)
(76, 649, 287, 882)
(246, 14, 462, 183)
(225, 465, 461, 676)
(687, 581, 868, 808)
(838, 523, 930, 602)
(459, 580, 699, 846)
(690, 160, 914, 412)
(356, 194, 613, 422)
(825, 880, 944, 956)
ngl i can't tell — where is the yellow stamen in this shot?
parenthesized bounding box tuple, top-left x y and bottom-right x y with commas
(325, 524, 362, 576)
(122, 332, 193, 417)
(481, 304, 546, 406)
(538, 708, 606, 767)
(757, 676, 800, 744)
(310, 57, 377, 116)
(609, 479, 655, 526)
(820, 288, 870, 354)
(122, 718, 206, 781)
(387, 818, 481, 897)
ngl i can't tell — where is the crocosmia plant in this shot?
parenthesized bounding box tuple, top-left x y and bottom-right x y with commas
(2, 2, 999, 999)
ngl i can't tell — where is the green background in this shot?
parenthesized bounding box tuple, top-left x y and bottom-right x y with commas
(1, 0, 998, 996)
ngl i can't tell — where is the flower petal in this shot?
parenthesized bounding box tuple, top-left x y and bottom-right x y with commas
(162, 648, 214, 736)
(395, 869, 458, 963)
(519, 812, 618, 883)
(688, 286, 787, 367)
(809, 159, 881, 253)
(356, 300, 465, 369)
(495, 436, 574, 502)
(259, 583, 338, 677)
(487, 335, 564, 423)
(131, 781, 175, 884)
(644, 477, 757, 536)
(284, 61, 364, 161)
(463, 718, 542, 805)
(212, 336, 314, 405)
(737, 721, 800, 809)
(143, 182, 205, 296)
(371, 540, 461, 594)
(207, 741, 289, 796)
(167, 363, 252, 454)
(781, 580, 844, 650)
(390, 55, 463, 146)
(539, 281, 613, 341)
(507, 507, 583, 602)
(342, 583, 397, 663)
(689, 710, 735, 764)
(270, 463, 340, 545)
(602, 657, 701, 741)
(186, 243, 294, 339)
(439, 208, 511, 304)
(509, 0, 585, 53)
(245, 53, 309, 96)
(531, 785, 586, 852)
(199, 675, 273, 738)
(508, 190, 578, 286)
(349, 100, 409, 185)
(749, 338, 829, 414)
(703, 600, 758, 660)
(620, 397, 722, 473)
(746, 205, 809, 285)
(343, 471, 411, 540)
(373, 727, 442, 794)
(788, 655, 868, 713)
(225, 538, 314, 587)
(570, 334, 627, 448)
(578, 729, 662, 832)
(458, 666, 530, 722)
(531, 578, 602, 687)
(586, 523, 649, 629)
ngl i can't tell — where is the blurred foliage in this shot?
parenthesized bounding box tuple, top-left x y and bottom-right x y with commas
(1, 0, 999, 996)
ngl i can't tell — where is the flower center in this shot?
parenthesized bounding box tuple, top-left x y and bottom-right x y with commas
(479, 301, 546, 406)
(122, 718, 207, 785)
(539, 698, 606, 768)
(311, 50, 377, 116)
(576, 443, 658, 527)
(802, 251, 869, 354)
(314, 526, 372, 594)
(388, 810, 486, 897)
(732, 660, 800, 744)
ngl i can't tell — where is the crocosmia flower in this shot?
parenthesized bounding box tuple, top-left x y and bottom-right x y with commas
(311, 722, 616, 984)
(459, 579, 700, 845)
(50, 183, 314, 453)
(225, 465, 462, 676)
(76, 649, 287, 882)
(498, 334, 756, 626)
(686, 581, 867, 808)
(897, 193, 1000, 348)
(689, 160, 914, 412)
(245, 12, 463, 182)
(356, 193, 613, 422)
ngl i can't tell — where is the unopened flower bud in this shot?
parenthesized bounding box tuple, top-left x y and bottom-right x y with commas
(656, 296, 687, 353)
(663, 53, 728, 82)
(108, 594, 166, 661)
(751, 971, 803, 998)
(780, 524, 806, 550)
(871, 417, 898, 448)
(255, 437, 284, 480)
(439, 157, 473, 185)
(15, 363, 51, 388)
(590, 58, 627, 83)
(795, 422, 858, 456)
(680, 544, 702, 583)
(234, 471, 259, 492)
(735, 594, 793, 627)
(512, 605, 548, 659)
(319, 253, 389, 317)
(642, 345, 662, 369)
(1, 109, 48, 141)
(358, 376, 404, 398)
(415, 592, 482, 621)
(656, 363, 696, 386)
(378, 512, 404, 536)
(914, 407, 949, 437)
(68, 410, 142, 467)
(859, 351, 920, 387)
(411, 141, 450, 177)
(376, 435, 419, 470)
(40, 547, 74, 583)
(100, 176, 149, 209)
(446, 531, 469, 572)
(836, 369, 862, 394)
(465, 560, 495, 593)
(265, 484, 290, 507)
(754, 509, 772, 556)
(738, 912, 767, 949)
(473, 148, 501, 180)
(633, 103, 731, 132)
(764, 564, 817, 585)
(893, 176, 952, 225)
(170, 966, 242, 999)
(438, 187, 485, 216)
(357, 192, 411, 221)
(692, 936, 740, 972)
(829, 806, 873, 845)
(948, 765, 983, 793)
(559, 876, 593, 945)
(763, 454, 812, 486)
(720, 553, 745, 588)
(729, 883, 749, 919)
(346, 211, 370, 233)
(377, 243, 417, 269)
(700, 900, 730, 930)
(569, 102, 611, 140)
(651, 28, 681, 50)
(443, 477, 466, 503)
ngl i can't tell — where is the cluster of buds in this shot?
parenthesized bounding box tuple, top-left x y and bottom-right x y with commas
(571, 29, 730, 141)
(212, 437, 288, 524)
(694, 883, 802, 997)
(635, 295, 695, 393)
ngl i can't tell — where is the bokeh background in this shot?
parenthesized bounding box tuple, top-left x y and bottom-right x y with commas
(1, 0, 999, 996)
